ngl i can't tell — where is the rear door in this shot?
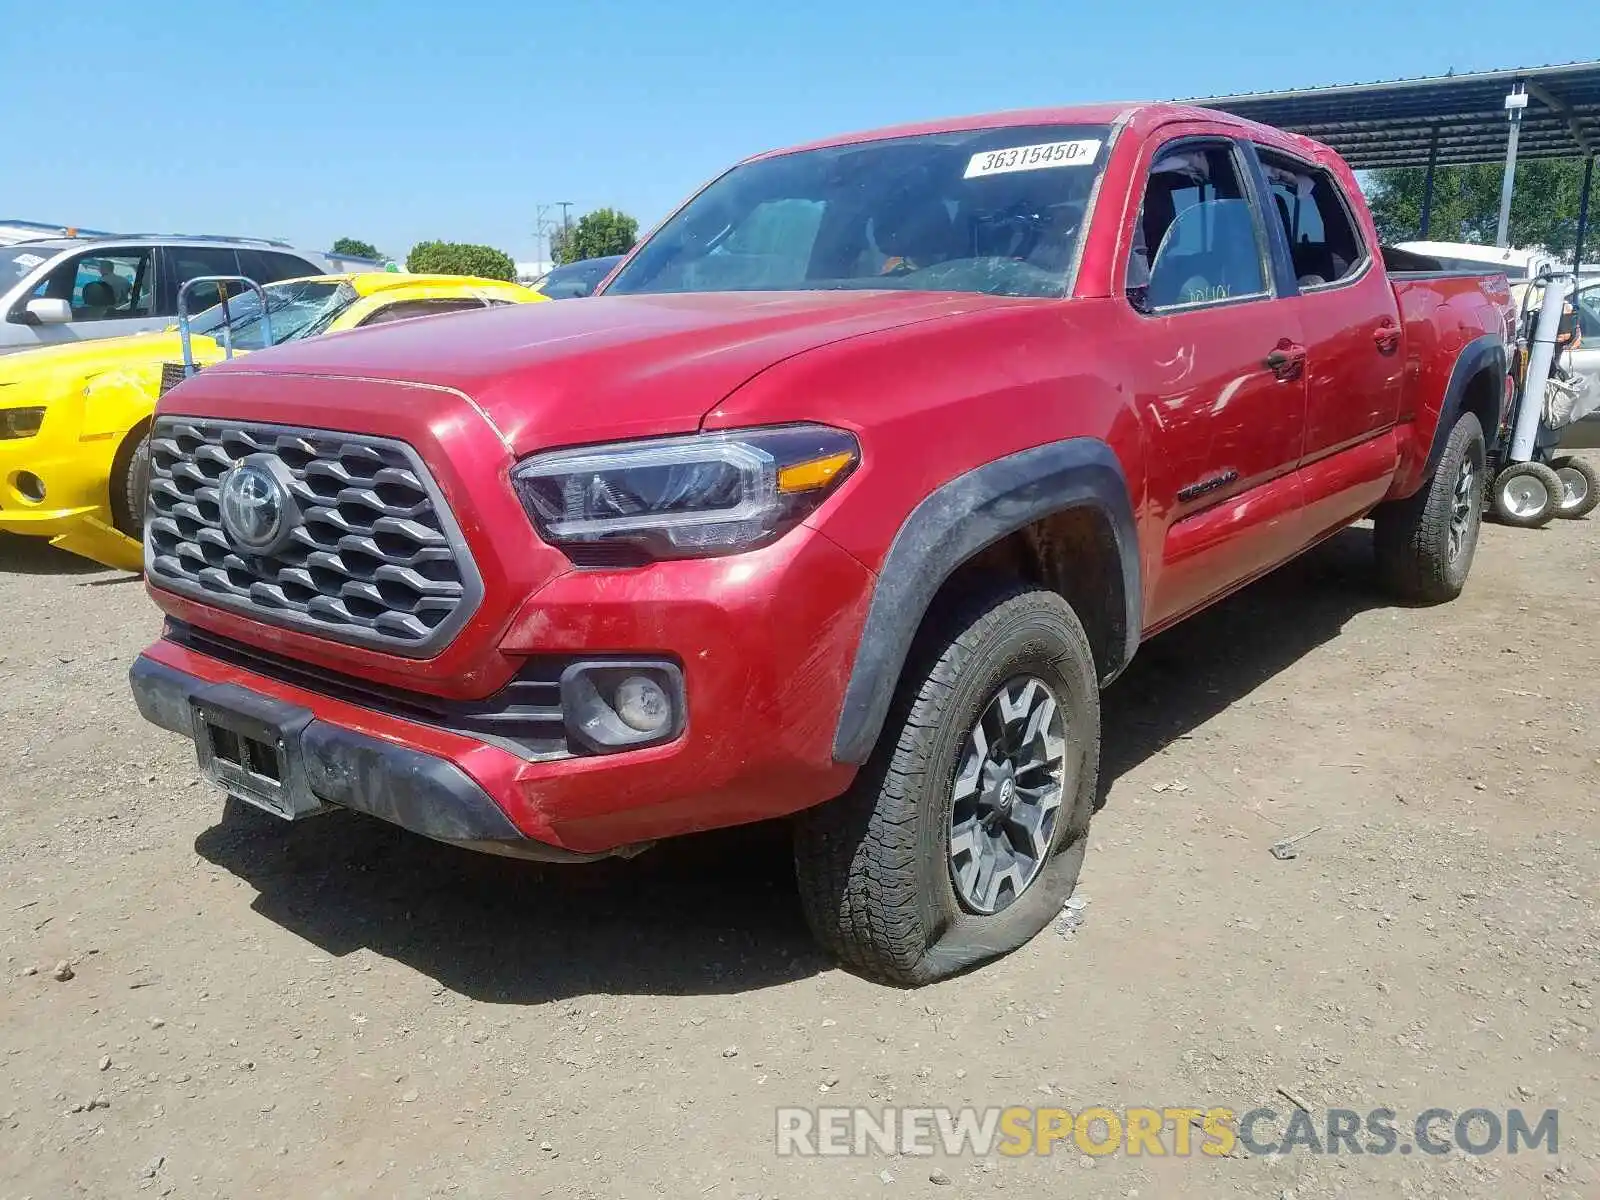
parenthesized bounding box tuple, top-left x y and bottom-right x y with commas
(1115, 132, 1310, 630)
(158, 246, 248, 316)
(1254, 146, 1404, 539)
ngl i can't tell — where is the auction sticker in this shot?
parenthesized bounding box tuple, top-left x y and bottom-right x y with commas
(964, 139, 1103, 178)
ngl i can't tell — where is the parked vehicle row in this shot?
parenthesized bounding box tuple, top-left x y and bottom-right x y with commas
(121, 101, 1520, 984)
(0, 273, 542, 570)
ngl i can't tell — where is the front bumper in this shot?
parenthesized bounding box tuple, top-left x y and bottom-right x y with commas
(130, 655, 624, 861)
(132, 525, 877, 855)
(0, 403, 141, 570)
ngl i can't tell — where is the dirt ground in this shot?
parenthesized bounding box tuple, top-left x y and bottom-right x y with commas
(1, 509, 1596, 1200)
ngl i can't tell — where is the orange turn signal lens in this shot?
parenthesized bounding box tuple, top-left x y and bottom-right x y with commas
(777, 450, 856, 494)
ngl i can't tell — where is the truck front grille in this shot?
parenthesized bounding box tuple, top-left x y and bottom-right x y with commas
(145, 417, 482, 656)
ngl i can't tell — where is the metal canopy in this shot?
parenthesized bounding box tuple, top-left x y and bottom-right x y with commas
(1188, 60, 1600, 170)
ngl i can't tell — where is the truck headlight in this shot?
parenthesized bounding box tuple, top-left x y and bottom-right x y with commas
(1, 407, 46, 440)
(511, 424, 859, 560)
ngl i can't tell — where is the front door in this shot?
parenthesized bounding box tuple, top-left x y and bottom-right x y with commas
(9, 247, 162, 349)
(1116, 135, 1309, 631)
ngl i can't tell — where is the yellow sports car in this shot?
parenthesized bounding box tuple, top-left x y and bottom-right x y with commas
(0, 272, 542, 571)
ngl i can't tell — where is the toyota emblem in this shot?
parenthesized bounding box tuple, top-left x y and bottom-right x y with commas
(218, 457, 294, 555)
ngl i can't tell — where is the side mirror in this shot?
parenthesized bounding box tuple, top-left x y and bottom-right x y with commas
(22, 297, 73, 326)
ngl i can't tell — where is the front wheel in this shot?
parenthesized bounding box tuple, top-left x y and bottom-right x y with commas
(1373, 411, 1485, 603)
(1491, 460, 1562, 529)
(110, 428, 151, 541)
(1550, 455, 1599, 519)
(793, 581, 1100, 986)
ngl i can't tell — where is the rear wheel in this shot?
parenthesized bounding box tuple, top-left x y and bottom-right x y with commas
(793, 580, 1099, 986)
(109, 426, 151, 541)
(1374, 412, 1485, 603)
(1491, 460, 1561, 529)
(1550, 455, 1599, 519)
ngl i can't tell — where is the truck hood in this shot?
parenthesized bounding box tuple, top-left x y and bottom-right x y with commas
(201, 290, 1003, 451)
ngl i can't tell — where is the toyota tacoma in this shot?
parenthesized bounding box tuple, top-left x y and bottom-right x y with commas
(129, 103, 1515, 984)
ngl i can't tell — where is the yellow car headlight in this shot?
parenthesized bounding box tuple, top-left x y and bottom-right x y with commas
(0, 407, 46, 440)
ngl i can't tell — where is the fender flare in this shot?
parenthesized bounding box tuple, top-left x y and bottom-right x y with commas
(1423, 335, 1508, 475)
(830, 437, 1141, 764)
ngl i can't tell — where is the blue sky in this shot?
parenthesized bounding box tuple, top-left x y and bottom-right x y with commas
(15, 2, 1590, 264)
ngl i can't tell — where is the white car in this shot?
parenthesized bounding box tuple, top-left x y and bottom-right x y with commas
(1392, 240, 1581, 282)
(0, 235, 325, 355)
(1559, 278, 1600, 450)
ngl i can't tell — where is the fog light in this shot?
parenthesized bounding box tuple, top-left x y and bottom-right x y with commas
(559, 660, 685, 753)
(15, 471, 46, 502)
(615, 675, 670, 733)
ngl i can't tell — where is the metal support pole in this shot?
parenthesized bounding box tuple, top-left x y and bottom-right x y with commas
(1510, 278, 1568, 463)
(1419, 126, 1440, 237)
(1496, 88, 1528, 248)
(1575, 155, 1594, 274)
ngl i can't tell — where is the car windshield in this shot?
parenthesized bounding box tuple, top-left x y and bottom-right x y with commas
(605, 124, 1112, 300)
(539, 256, 620, 298)
(185, 279, 353, 350)
(1, 247, 57, 289)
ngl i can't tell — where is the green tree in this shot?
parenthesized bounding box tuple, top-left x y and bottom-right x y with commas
(567, 208, 639, 262)
(331, 236, 381, 260)
(1363, 159, 1592, 258)
(547, 224, 576, 267)
(405, 241, 517, 281)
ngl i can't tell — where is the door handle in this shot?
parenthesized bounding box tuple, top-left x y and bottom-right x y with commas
(1372, 322, 1402, 354)
(1264, 343, 1306, 379)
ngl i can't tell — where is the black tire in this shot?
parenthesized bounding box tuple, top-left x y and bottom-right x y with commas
(1373, 411, 1485, 604)
(793, 580, 1100, 986)
(1490, 460, 1562, 529)
(109, 426, 151, 540)
(1550, 455, 1600, 519)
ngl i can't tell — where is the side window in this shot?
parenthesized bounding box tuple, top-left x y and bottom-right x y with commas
(170, 247, 245, 310)
(237, 249, 317, 285)
(32, 250, 154, 321)
(355, 297, 486, 327)
(1257, 152, 1366, 287)
(1574, 284, 1600, 340)
(268, 251, 324, 281)
(1129, 142, 1268, 311)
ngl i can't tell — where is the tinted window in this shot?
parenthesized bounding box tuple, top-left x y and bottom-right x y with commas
(170, 247, 245, 310)
(238, 249, 323, 285)
(356, 297, 486, 326)
(1258, 153, 1366, 287)
(1129, 143, 1267, 310)
(271, 251, 323, 280)
(539, 256, 621, 299)
(607, 124, 1111, 299)
(32, 249, 155, 320)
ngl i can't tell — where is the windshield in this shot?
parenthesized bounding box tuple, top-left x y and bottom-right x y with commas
(185, 280, 352, 350)
(605, 124, 1111, 300)
(1, 247, 56, 290)
(538, 256, 621, 298)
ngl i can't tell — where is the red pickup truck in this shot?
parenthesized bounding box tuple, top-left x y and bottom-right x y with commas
(129, 103, 1514, 985)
